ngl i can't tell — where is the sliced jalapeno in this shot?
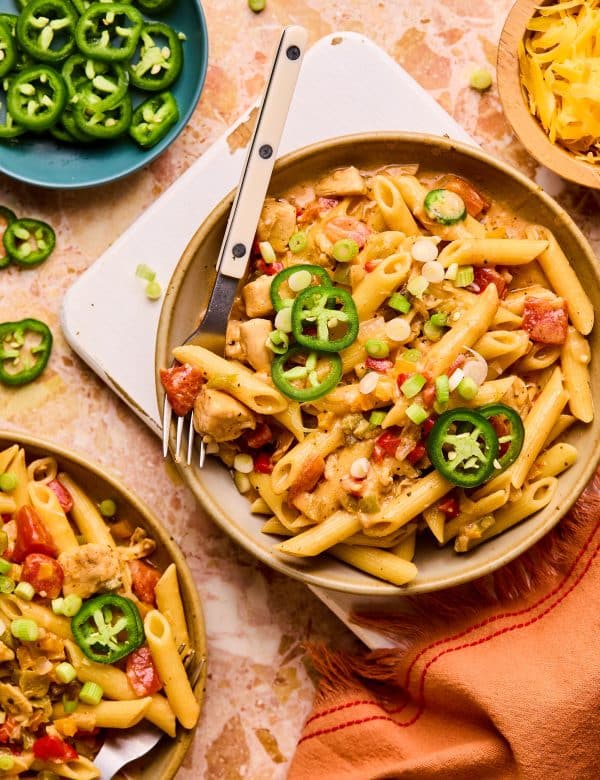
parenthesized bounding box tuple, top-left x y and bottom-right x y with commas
(134, 0, 174, 14)
(0, 20, 17, 78)
(75, 3, 143, 62)
(478, 403, 525, 471)
(129, 90, 178, 148)
(0, 206, 16, 269)
(63, 54, 129, 110)
(129, 21, 183, 92)
(0, 318, 53, 386)
(270, 265, 333, 312)
(7, 65, 67, 131)
(291, 284, 359, 352)
(73, 92, 132, 139)
(271, 346, 342, 402)
(16, 0, 77, 64)
(3, 218, 56, 267)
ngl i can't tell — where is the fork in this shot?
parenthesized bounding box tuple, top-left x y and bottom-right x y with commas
(95, 645, 205, 780)
(161, 24, 308, 466)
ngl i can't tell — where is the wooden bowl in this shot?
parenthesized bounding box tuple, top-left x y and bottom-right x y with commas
(0, 430, 207, 779)
(497, 0, 600, 190)
(156, 132, 600, 597)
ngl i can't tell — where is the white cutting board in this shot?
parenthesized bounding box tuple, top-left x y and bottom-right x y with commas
(61, 32, 474, 649)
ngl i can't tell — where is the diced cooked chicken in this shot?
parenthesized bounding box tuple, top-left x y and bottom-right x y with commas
(19, 670, 50, 699)
(0, 682, 33, 717)
(117, 527, 156, 562)
(0, 642, 13, 663)
(193, 386, 256, 442)
(239, 319, 273, 373)
(243, 274, 274, 318)
(225, 319, 245, 360)
(58, 543, 122, 599)
(315, 166, 366, 197)
(256, 198, 297, 252)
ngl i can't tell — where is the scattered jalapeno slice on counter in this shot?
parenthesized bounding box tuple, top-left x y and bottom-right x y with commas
(7, 64, 67, 131)
(0, 317, 53, 386)
(3, 217, 56, 267)
(270, 265, 333, 312)
(129, 89, 178, 147)
(16, 0, 77, 64)
(71, 593, 144, 663)
(291, 284, 359, 352)
(75, 3, 143, 62)
(478, 403, 525, 471)
(0, 207, 16, 269)
(129, 21, 182, 91)
(271, 346, 342, 402)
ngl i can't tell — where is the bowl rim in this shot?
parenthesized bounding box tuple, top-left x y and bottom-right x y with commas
(0, 428, 207, 778)
(0, 0, 209, 190)
(156, 130, 600, 596)
(497, 0, 600, 190)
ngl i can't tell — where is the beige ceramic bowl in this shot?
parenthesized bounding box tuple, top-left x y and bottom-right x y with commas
(497, 0, 600, 190)
(0, 430, 207, 779)
(156, 132, 600, 596)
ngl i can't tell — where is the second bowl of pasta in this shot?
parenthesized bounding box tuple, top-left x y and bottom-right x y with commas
(157, 132, 600, 596)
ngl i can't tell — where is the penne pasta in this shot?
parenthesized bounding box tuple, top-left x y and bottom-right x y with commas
(352, 252, 411, 320)
(271, 427, 343, 494)
(28, 481, 79, 553)
(31, 757, 100, 780)
(331, 544, 418, 586)
(58, 473, 115, 548)
(53, 698, 152, 729)
(155, 563, 190, 655)
(437, 238, 548, 267)
(561, 326, 593, 423)
(527, 442, 577, 481)
(391, 528, 417, 561)
(372, 174, 421, 235)
(275, 511, 361, 557)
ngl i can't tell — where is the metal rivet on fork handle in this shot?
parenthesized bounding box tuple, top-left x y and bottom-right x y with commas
(286, 45, 301, 60)
(232, 243, 246, 258)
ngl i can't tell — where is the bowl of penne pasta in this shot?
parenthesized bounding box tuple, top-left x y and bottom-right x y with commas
(157, 132, 600, 596)
(0, 431, 206, 779)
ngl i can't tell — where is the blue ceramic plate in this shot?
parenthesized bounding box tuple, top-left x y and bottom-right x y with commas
(0, 0, 208, 188)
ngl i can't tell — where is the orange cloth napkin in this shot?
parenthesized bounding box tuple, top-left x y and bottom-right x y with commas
(289, 473, 600, 780)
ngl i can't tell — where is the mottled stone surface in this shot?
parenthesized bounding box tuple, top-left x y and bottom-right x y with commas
(0, 1, 597, 778)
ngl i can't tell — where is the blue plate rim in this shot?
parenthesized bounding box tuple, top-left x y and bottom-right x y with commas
(0, 0, 209, 189)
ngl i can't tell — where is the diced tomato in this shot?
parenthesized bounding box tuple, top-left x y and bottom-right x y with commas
(256, 259, 284, 276)
(245, 423, 273, 449)
(407, 442, 426, 465)
(126, 646, 163, 697)
(48, 479, 73, 513)
(470, 267, 507, 299)
(298, 197, 338, 224)
(522, 297, 568, 345)
(0, 717, 18, 744)
(437, 174, 490, 218)
(372, 429, 402, 463)
(365, 357, 393, 373)
(324, 216, 371, 248)
(422, 416, 437, 435)
(422, 382, 436, 408)
(1, 514, 11, 523)
(21, 553, 64, 599)
(488, 414, 511, 457)
(33, 735, 78, 763)
(365, 259, 379, 273)
(159, 363, 204, 417)
(128, 559, 161, 606)
(288, 455, 325, 502)
(253, 452, 273, 474)
(396, 373, 409, 391)
(438, 495, 460, 519)
(12, 506, 57, 564)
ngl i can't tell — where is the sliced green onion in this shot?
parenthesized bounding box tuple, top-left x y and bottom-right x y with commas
(99, 499, 116, 518)
(388, 293, 411, 314)
(266, 330, 289, 355)
(364, 339, 389, 359)
(0, 755, 13, 771)
(435, 374, 450, 405)
(423, 320, 444, 342)
(135, 264, 156, 282)
(62, 594, 82, 617)
(433, 399, 448, 415)
(288, 231, 307, 253)
(400, 373, 426, 398)
(470, 68, 492, 91)
(406, 275, 429, 298)
(0, 577, 14, 594)
(288, 269, 312, 292)
(429, 312, 447, 328)
(11, 618, 39, 642)
(0, 532, 7, 557)
(55, 662, 77, 684)
(332, 238, 359, 262)
(274, 307, 293, 333)
(454, 266, 475, 288)
(258, 241, 276, 264)
(233, 453, 254, 474)
(402, 349, 421, 363)
(248, 0, 266, 12)
(79, 681, 103, 706)
(62, 694, 78, 714)
(0, 557, 11, 576)
(145, 280, 162, 300)
(52, 597, 65, 615)
(0, 473, 17, 492)
(457, 376, 478, 400)
(369, 410, 387, 427)
(406, 403, 428, 425)
(14, 581, 35, 601)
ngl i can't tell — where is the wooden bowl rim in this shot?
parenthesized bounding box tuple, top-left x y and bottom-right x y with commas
(0, 429, 207, 779)
(497, 0, 600, 190)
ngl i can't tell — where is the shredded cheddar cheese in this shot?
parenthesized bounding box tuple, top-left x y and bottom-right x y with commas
(519, 0, 600, 164)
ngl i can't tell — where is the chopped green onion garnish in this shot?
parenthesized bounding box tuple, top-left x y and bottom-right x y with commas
(365, 339, 389, 359)
(99, 499, 116, 517)
(62, 594, 82, 617)
(79, 681, 103, 706)
(0, 576, 14, 594)
(332, 264, 351, 285)
(62, 694, 78, 714)
(435, 374, 450, 405)
(429, 312, 447, 328)
(288, 231, 307, 253)
(52, 597, 65, 615)
(0, 755, 13, 771)
(14, 582, 35, 601)
(406, 403, 428, 425)
(0, 473, 17, 492)
(400, 373, 426, 398)
(145, 280, 162, 300)
(135, 264, 156, 282)
(369, 410, 387, 427)
(402, 349, 421, 363)
(266, 330, 289, 355)
(11, 618, 38, 642)
(457, 377, 478, 400)
(332, 238, 359, 263)
(258, 241, 276, 264)
(470, 68, 492, 91)
(433, 399, 448, 415)
(248, 0, 266, 11)
(454, 266, 475, 288)
(0, 557, 10, 576)
(55, 662, 77, 684)
(423, 320, 444, 342)
(406, 275, 429, 298)
(388, 293, 411, 314)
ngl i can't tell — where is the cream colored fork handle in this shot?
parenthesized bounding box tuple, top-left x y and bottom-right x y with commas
(216, 25, 308, 280)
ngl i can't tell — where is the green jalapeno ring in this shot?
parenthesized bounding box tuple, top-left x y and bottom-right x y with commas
(73, 92, 132, 139)
(426, 408, 499, 488)
(71, 593, 144, 664)
(291, 284, 359, 353)
(129, 90, 178, 148)
(0, 20, 17, 79)
(128, 20, 183, 92)
(134, 0, 174, 15)
(270, 265, 333, 312)
(477, 402, 525, 471)
(0, 207, 16, 270)
(16, 0, 78, 65)
(3, 218, 56, 267)
(271, 346, 342, 402)
(75, 3, 143, 62)
(0, 318, 53, 386)
(7, 65, 67, 132)
(64, 56, 130, 112)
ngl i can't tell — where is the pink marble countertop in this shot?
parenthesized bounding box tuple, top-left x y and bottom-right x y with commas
(0, 1, 598, 777)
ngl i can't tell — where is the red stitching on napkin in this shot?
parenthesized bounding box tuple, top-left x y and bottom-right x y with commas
(304, 699, 379, 727)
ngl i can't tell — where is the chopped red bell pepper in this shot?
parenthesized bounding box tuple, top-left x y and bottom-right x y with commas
(253, 452, 273, 474)
(245, 423, 272, 449)
(12, 506, 57, 564)
(128, 559, 161, 606)
(366, 357, 393, 373)
(446, 354, 466, 377)
(407, 442, 426, 465)
(0, 717, 18, 743)
(21, 553, 64, 599)
(126, 646, 163, 696)
(422, 416, 437, 435)
(438, 495, 460, 519)
(365, 259, 379, 273)
(160, 363, 204, 416)
(470, 267, 507, 299)
(396, 373, 409, 391)
(48, 479, 73, 513)
(256, 259, 284, 276)
(33, 735, 78, 763)
(437, 174, 490, 217)
(1, 514, 11, 523)
(372, 429, 402, 463)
